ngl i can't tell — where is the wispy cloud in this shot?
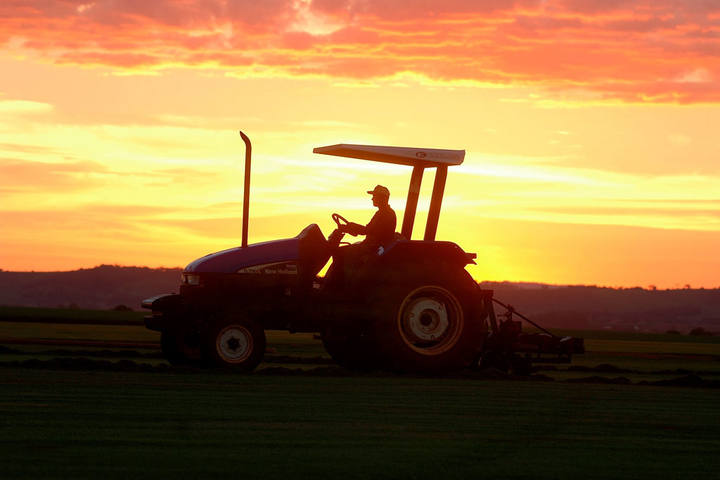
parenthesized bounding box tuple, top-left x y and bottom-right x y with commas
(0, 99, 54, 114)
(2, 1, 719, 102)
(0, 158, 108, 192)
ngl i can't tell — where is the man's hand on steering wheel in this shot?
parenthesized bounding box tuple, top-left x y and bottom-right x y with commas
(332, 213, 363, 236)
(332, 213, 349, 230)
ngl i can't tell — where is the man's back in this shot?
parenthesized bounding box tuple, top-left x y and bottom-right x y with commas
(365, 204, 396, 247)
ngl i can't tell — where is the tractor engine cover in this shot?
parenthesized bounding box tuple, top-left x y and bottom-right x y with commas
(184, 223, 330, 277)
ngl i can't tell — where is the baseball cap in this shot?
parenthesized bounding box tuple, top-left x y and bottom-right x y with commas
(367, 185, 390, 198)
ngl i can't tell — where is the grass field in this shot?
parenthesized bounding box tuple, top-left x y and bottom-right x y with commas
(1, 306, 719, 478)
(1, 369, 719, 480)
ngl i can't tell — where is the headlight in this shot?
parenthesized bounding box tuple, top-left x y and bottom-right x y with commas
(182, 273, 201, 286)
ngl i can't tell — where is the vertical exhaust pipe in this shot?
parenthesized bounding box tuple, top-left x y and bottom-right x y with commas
(239, 131, 251, 248)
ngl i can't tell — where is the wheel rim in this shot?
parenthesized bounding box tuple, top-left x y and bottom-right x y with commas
(397, 286, 464, 355)
(215, 325, 253, 364)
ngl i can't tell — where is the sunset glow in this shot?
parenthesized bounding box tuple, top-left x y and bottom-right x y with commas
(2, 0, 719, 288)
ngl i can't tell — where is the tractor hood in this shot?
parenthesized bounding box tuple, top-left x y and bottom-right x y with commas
(185, 238, 299, 274)
(184, 223, 330, 275)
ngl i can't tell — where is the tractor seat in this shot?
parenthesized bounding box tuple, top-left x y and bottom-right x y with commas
(387, 231, 406, 245)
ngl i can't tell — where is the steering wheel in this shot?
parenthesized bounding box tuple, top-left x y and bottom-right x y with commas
(332, 213, 349, 229)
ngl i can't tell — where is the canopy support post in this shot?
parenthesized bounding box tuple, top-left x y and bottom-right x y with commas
(401, 165, 424, 239)
(424, 165, 447, 241)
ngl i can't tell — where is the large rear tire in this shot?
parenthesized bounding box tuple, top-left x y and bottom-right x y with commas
(370, 266, 485, 373)
(203, 316, 266, 372)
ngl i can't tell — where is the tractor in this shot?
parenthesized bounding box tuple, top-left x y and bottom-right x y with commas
(142, 132, 583, 373)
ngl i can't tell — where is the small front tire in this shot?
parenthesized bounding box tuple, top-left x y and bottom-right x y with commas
(203, 317, 266, 372)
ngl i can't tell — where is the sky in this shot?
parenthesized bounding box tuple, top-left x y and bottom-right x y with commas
(1, 0, 719, 288)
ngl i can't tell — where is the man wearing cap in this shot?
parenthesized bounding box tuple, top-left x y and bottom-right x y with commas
(344, 185, 397, 248)
(325, 185, 397, 286)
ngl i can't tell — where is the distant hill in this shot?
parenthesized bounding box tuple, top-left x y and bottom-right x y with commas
(0, 265, 181, 311)
(0, 266, 718, 334)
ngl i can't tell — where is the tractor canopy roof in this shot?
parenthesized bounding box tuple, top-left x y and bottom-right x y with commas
(313, 144, 464, 167)
(313, 142, 466, 241)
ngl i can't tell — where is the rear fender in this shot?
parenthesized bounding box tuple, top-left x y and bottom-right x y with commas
(381, 240, 475, 268)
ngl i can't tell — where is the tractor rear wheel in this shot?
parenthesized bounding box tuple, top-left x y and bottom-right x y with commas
(203, 316, 265, 372)
(371, 267, 485, 373)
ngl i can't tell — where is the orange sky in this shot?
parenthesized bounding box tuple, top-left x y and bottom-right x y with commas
(1, 0, 719, 288)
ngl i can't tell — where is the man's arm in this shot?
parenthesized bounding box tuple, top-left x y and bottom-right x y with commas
(344, 222, 366, 236)
(343, 211, 381, 237)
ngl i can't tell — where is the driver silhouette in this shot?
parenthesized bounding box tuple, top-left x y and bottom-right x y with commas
(343, 185, 397, 249)
(327, 185, 397, 284)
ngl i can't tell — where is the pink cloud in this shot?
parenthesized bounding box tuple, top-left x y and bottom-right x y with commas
(332, 0, 543, 19)
(1, 0, 719, 102)
(554, 0, 628, 14)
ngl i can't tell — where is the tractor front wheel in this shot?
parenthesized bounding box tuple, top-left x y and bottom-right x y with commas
(203, 317, 265, 372)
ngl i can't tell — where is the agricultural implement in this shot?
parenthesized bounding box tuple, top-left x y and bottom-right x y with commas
(142, 132, 583, 373)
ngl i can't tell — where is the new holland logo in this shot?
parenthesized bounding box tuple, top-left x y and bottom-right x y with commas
(415, 151, 427, 158)
(238, 262, 298, 275)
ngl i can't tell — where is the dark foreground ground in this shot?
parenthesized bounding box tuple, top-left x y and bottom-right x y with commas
(1, 368, 719, 480)
(0, 307, 719, 479)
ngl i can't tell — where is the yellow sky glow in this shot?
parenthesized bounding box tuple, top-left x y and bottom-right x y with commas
(1, 1, 720, 288)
